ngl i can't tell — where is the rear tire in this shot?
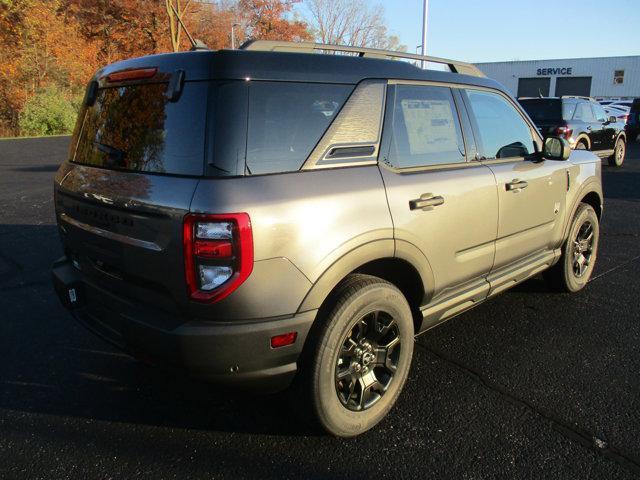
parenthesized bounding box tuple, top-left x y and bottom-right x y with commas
(303, 274, 414, 437)
(608, 137, 626, 167)
(543, 203, 599, 292)
(575, 140, 588, 150)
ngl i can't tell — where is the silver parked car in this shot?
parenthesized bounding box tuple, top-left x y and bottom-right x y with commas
(52, 41, 603, 437)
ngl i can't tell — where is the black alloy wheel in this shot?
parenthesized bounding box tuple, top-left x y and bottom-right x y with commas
(572, 220, 595, 278)
(334, 310, 401, 411)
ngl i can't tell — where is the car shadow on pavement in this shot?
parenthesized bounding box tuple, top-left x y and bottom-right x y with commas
(602, 167, 640, 202)
(0, 224, 318, 438)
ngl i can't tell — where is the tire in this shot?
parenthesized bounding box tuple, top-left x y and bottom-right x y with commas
(543, 203, 599, 293)
(608, 137, 626, 167)
(303, 274, 414, 437)
(575, 140, 588, 150)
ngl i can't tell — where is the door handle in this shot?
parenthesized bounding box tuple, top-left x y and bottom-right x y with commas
(409, 194, 445, 210)
(505, 179, 528, 191)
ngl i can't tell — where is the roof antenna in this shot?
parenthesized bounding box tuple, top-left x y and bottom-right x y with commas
(170, 4, 208, 51)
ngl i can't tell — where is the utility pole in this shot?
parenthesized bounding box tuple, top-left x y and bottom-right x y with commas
(421, 0, 429, 68)
(231, 23, 240, 49)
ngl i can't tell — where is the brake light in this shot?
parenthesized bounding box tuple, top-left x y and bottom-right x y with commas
(183, 213, 253, 303)
(554, 126, 573, 139)
(106, 67, 158, 83)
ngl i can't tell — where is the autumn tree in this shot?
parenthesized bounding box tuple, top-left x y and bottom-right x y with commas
(239, 0, 311, 42)
(306, 0, 405, 50)
(0, 0, 315, 135)
(0, 0, 98, 135)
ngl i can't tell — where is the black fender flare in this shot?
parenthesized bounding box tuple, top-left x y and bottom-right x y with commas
(574, 134, 591, 149)
(561, 181, 603, 243)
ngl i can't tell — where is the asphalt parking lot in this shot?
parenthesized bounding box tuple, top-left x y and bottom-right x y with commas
(1, 136, 639, 479)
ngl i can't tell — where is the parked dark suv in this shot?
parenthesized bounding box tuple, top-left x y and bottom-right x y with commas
(626, 98, 640, 143)
(52, 41, 604, 437)
(519, 96, 627, 166)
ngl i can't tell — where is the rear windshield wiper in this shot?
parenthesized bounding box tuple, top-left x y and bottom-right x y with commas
(93, 141, 126, 164)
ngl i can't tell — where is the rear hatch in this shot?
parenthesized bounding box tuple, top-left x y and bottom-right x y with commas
(55, 56, 210, 321)
(519, 98, 569, 136)
(628, 99, 640, 127)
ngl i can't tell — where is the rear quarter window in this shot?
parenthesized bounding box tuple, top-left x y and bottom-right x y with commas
(73, 82, 207, 176)
(245, 82, 353, 175)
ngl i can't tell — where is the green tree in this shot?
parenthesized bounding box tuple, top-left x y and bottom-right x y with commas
(18, 86, 79, 136)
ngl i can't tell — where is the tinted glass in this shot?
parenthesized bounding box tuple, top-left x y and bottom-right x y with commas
(519, 99, 562, 122)
(465, 89, 534, 159)
(388, 85, 465, 168)
(246, 82, 353, 175)
(592, 103, 607, 122)
(573, 102, 596, 122)
(74, 82, 207, 175)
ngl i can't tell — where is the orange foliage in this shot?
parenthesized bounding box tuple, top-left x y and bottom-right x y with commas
(0, 0, 312, 135)
(240, 0, 311, 41)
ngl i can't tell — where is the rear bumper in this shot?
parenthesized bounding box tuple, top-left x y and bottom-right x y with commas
(52, 257, 316, 392)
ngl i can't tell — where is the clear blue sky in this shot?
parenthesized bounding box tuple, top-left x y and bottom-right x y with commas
(299, 0, 640, 62)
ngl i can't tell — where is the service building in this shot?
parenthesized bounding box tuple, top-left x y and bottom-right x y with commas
(475, 56, 640, 99)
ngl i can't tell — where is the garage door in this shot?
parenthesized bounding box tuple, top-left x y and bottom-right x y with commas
(555, 77, 592, 97)
(517, 78, 550, 98)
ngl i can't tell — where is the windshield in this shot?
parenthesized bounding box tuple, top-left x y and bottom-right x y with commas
(73, 82, 207, 176)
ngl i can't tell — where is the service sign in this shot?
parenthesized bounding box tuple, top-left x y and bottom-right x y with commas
(537, 67, 573, 76)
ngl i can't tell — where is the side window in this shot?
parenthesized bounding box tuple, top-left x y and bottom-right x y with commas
(464, 89, 534, 159)
(388, 85, 465, 168)
(246, 82, 353, 175)
(562, 102, 577, 120)
(574, 102, 596, 122)
(592, 103, 607, 122)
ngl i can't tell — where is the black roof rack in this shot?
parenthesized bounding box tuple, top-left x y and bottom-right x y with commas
(240, 40, 486, 78)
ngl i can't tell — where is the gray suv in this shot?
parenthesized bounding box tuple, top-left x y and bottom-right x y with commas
(52, 41, 603, 437)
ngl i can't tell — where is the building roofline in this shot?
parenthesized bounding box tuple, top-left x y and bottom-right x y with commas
(475, 54, 640, 65)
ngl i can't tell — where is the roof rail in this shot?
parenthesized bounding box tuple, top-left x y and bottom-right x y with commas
(240, 40, 486, 78)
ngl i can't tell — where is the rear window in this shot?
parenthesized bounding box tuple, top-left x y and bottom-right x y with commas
(519, 99, 574, 123)
(73, 82, 207, 176)
(246, 82, 353, 175)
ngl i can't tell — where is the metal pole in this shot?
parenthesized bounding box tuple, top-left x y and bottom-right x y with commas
(231, 24, 236, 49)
(421, 0, 429, 68)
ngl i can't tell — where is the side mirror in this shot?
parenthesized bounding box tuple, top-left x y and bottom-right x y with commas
(543, 136, 571, 161)
(608, 116, 617, 124)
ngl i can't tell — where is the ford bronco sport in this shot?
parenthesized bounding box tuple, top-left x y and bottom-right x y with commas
(52, 41, 603, 437)
(519, 96, 627, 167)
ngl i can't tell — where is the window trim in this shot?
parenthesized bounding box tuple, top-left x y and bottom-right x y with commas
(302, 80, 385, 170)
(379, 81, 472, 173)
(459, 86, 542, 165)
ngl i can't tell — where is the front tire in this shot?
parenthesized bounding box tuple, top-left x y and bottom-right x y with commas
(543, 203, 599, 292)
(608, 137, 626, 167)
(306, 274, 414, 437)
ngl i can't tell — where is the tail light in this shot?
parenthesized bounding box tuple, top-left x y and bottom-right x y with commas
(554, 126, 573, 140)
(183, 213, 253, 303)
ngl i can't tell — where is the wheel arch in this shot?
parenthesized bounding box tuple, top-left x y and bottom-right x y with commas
(574, 134, 591, 149)
(562, 183, 603, 243)
(296, 239, 434, 331)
